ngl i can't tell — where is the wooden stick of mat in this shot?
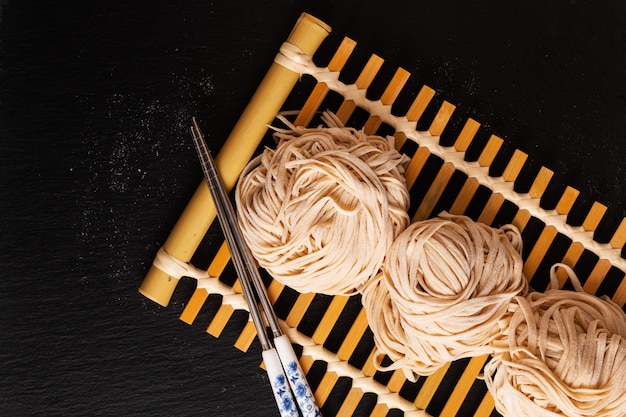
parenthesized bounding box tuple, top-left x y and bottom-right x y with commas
(138, 13, 331, 306)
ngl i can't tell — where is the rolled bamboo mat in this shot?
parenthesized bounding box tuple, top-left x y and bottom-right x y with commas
(138, 12, 626, 417)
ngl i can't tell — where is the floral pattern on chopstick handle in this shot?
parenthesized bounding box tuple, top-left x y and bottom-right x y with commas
(263, 348, 299, 417)
(272, 373, 299, 417)
(285, 360, 321, 417)
(274, 335, 322, 417)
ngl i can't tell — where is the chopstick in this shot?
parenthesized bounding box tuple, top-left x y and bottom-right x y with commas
(190, 118, 322, 417)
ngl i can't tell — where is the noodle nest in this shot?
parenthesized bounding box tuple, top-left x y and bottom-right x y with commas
(484, 264, 626, 417)
(362, 212, 528, 379)
(235, 112, 410, 295)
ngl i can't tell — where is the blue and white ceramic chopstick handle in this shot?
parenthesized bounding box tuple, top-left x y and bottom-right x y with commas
(274, 335, 322, 417)
(262, 348, 299, 417)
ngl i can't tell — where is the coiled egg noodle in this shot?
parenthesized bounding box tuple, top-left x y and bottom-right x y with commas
(485, 263, 626, 417)
(235, 111, 410, 295)
(361, 212, 528, 380)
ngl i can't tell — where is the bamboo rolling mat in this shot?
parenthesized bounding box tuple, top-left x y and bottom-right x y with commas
(138, 12, 626, 417)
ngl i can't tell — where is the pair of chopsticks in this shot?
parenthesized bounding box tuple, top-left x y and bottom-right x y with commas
(190, 118, 322, 417)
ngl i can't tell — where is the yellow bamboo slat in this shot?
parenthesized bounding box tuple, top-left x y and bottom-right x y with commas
(363, 67, 411, 133)
(285, 291, 317, 328)
(315, 371, 341, 407)
(205, 281, 246, 338)
(505, 167, 552, 237)
(312, 295, 351, 345)
(448, 135, 504, 216)
(511, 208, 532, 235)
(295, 81, 334, 127)
(439, 355, 489, 417)
(233, 320, 257, 352)
(335, 54, 384, 123)
(294, 36, 357, 127)
(355, 55, 385, 89)
(454, 119, 480, 153)
(554, 201, 608, 287)
(413, 162, 456, 221)
(556, 186, 580, 215)
(612, 278, 626, 307)
(393, 85, 437, 150)
(206, 303, 236, 337)
(501, 149, 528, 182)
(336, 308, 369, 361)
(609, 218, 626, 249)
(405, 146, 432, 190)
(380, 68, 412, 105)
(477, 135, 503, 168)
(523, 226, 559, 283)
(179, 288, 209, 325)
(582, 201, 608, 232)
(406, 85, 437, 122)
(554, 242, 586, 288)
(232, 279, 243, 293)
(386, 369, 408, 393)
(449, 177, 480, 216)
(327, 37, 359, 71)
(334, 388, 365, 416)
(369, 403, 391, 417)
(394, 131, 410, 151)
(528, 166, 554, 199)
(266, 279, 284, 305)
(335, 100, 358, 125)
(299, 352, 316, 374)
(413, 364, 451, 410)
(208, 241, 232, 276)
(477, 149, 527, 225)
(361, 349, 379, 377)
(477, 192, 505, 226)
(429, 101, 456, 136)
(473, 392, 495, 417)
(524, 187, 580, 285)
(180, 241, 231, 324)
(583, 259, 613, 295)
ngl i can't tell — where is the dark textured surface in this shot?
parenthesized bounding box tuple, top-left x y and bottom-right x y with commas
(1, 1, 624, 416)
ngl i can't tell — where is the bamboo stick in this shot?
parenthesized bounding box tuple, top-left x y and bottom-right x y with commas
(138, 13, 332, 306)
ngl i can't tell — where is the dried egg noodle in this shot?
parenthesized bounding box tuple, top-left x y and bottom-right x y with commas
(235, 111, 410, 295)
(233, 109, 626, 417)
(361, 213, 528, 379)
(485, 263, 626, 417)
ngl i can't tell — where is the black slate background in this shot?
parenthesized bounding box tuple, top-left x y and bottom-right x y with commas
(1, 1, 624, 416)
